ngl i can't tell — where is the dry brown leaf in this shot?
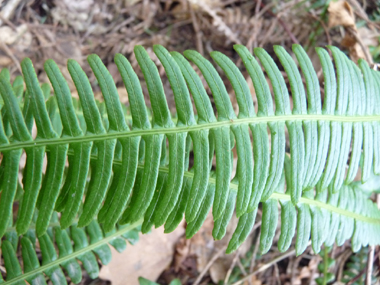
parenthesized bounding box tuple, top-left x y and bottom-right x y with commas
(328, 1, 355, 28)
(299, 266, 312, 279)
(99, 224, 185, 285)
(188, 0, 241, 44)
(346, 42, 367, 62)
(327, 0, 372, 63)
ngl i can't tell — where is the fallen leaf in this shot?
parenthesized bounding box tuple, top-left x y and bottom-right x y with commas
(345, 42, 367, 62)
(328, 1, 355, 28)
(327, 0, 371, 63)
(99, 224, 185, 285)
(299, 266, 311, 279)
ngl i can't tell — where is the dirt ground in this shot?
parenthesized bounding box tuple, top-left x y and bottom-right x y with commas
(0, 0, 380, 284)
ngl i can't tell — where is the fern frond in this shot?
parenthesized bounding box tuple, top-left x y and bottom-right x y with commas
(1, 215, 141, 285)
(0, 44, 380, 266)
(341, 247, 378, 285)
(1, 167, 380, 284)
(315, 246, 335, 285)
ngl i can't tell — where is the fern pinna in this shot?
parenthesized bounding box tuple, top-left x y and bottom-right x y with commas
(0, 44, 380, 284)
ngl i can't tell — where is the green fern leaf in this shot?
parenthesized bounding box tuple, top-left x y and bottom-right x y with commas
(1, 44, 380, 284)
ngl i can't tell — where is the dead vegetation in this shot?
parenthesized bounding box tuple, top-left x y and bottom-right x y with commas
(0, 0, 380, 284)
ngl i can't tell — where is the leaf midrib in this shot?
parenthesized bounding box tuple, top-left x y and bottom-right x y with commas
(164, 167, 380, 225)
(1, 114, 380, 152)
(86, 153, 379, 224)
(3, 167, 378, 284)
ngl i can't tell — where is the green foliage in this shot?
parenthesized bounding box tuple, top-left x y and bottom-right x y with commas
(369, 43, 380, 64)
(1, 212, 140, 284)
(341, 247, 378, 285)
(299, 0, 331, 50)
(316, 246, 335, 285)
(138, 277, 182, 285)
(0, 44, 380, 284)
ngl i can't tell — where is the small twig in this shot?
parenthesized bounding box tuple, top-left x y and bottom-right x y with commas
(277, 17, 300, 45)
(193, 246, 226, 285)
(189, 2, 203, 55)
(308, 13, 332, 47)
(187, 0, 241, 44)
(237, 258, 247, 276)
(259, 18, 278, 48)
(224, 249, 241, 284)
(257, 0, 300, 45)
(0, 14, 17, 30)
(309, 255, 322, 285)
(366, 246, 375, 285)
(337, 248, 354, 282)
(254, 0, 261, 14)
(0, 0, 22, 26)
(360, 0, 367, 13)
(245, 0, 262, 51)
(157, 19, 193, 35)
(347, 251, 380, 285)
(232, 248, 300, 285)
(346, 26, 373, 65)
(348, 0, 380, 30)
(109, 16, 136, 33)
(348, 266, 367, 285)
(0, 41, 21, 73)
(291, 255, 303, 284)
(257, 0, 300, 19)
(249, 228, 261, 273)
(274, 263, 281, 285)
